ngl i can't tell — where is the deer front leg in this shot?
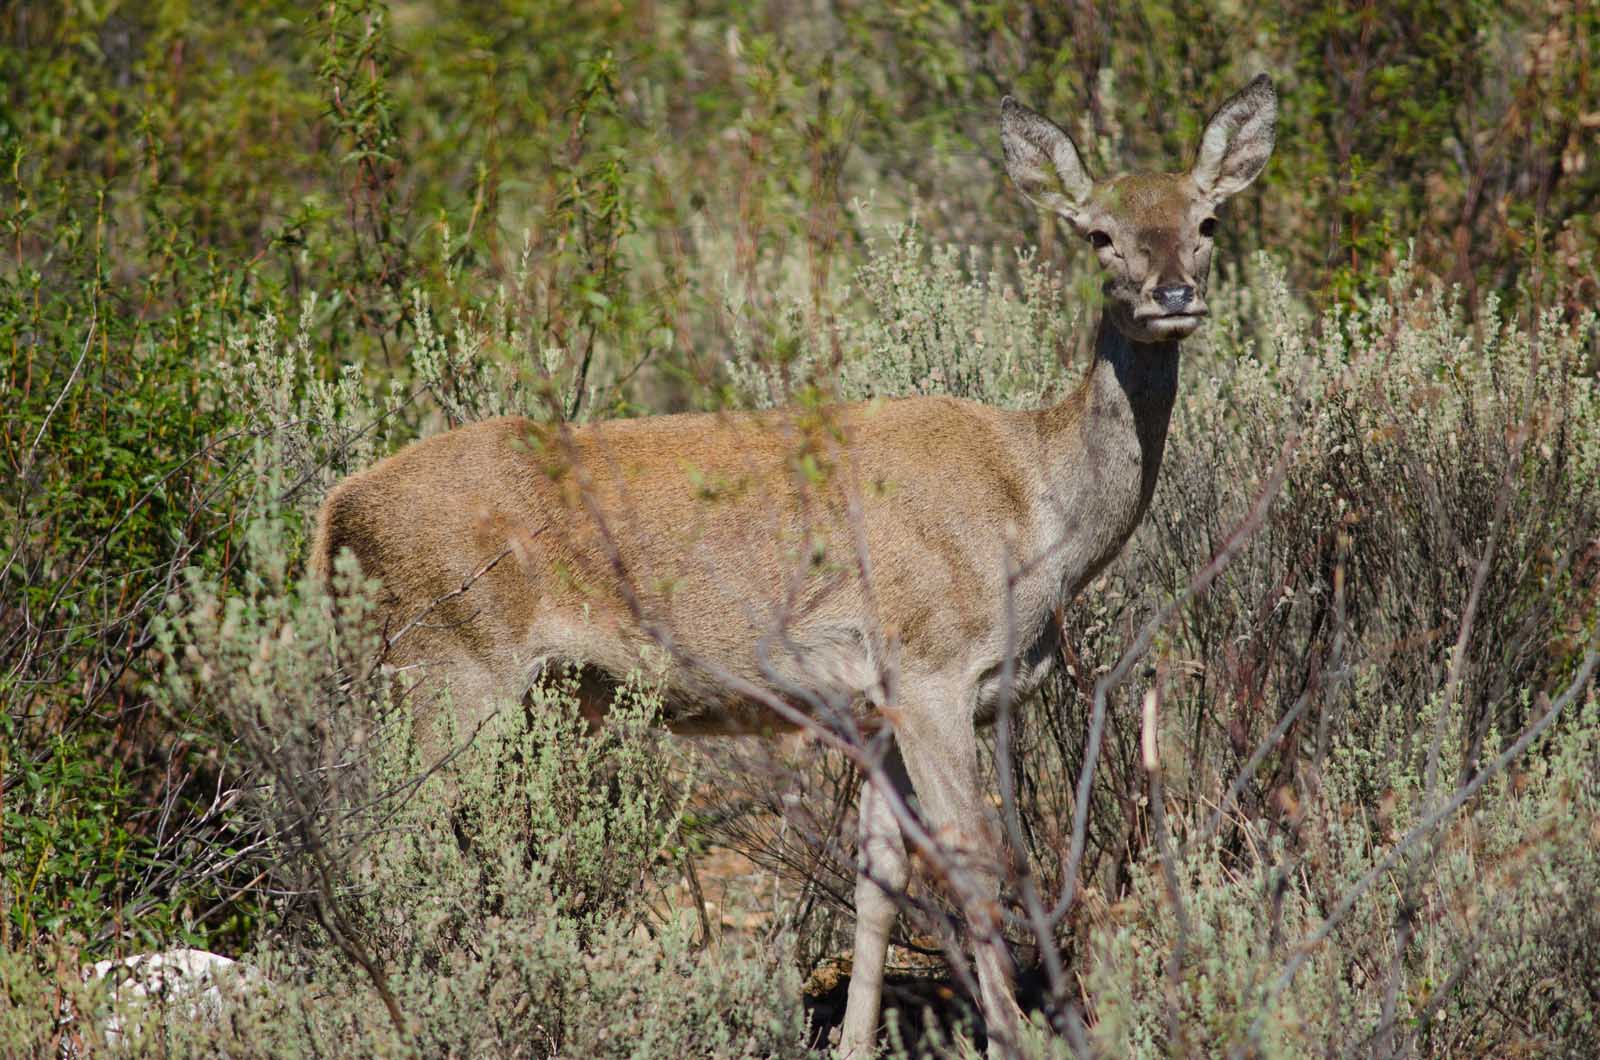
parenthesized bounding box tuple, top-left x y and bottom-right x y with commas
(896, 704, 1025, 1058)
(838, 744, 912, 1059)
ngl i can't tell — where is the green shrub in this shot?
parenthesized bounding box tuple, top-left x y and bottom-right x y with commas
(5, 3, 1599, 1054)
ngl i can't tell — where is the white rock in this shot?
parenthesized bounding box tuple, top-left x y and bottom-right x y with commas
(68, 948, 264, 1054)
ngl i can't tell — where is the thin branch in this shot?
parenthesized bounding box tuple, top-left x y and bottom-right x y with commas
(372, 544, 520, 665)
(18, 316, 94, 484)
(1143, 680, 1192, 1052)
(2, 316, 95, 588)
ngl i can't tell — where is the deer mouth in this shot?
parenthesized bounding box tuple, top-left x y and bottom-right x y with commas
(1135, 304, 1209, 322)
(1141, 310, 1207, 336)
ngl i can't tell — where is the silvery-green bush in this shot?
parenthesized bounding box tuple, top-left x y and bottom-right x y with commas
(731, 220, 1082, 412)
(34, 468, 808, 1057)
(1024, 260, 1600, 1057)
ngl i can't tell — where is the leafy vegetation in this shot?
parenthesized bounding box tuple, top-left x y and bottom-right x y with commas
(2, 1, 1597, 1056)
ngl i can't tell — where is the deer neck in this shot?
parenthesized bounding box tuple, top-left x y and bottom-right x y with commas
(1034, 314, 1180, 591)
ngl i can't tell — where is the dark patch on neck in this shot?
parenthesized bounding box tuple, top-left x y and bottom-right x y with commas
(1095, 318, 1180, 406)
(1088, 320, 1180, 511)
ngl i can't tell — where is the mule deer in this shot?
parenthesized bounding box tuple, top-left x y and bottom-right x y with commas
(312, 75, 1277, 1057)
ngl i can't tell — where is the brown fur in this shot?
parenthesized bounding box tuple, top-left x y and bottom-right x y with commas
(314, 396, 1065, 732)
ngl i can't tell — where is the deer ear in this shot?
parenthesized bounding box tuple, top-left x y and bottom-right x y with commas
(1001, 97, 1094, 219)
(1192, 74, 1277, 200)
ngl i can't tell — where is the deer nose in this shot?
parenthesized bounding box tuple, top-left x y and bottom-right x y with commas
(1153, 284, 1196, 313)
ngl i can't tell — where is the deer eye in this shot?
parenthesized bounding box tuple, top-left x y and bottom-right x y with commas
(1199, 217, 1219, 238)
(1088, 230, 1113, 250)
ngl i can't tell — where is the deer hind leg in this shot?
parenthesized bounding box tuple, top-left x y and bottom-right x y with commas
(838, 744, 913, 1059)
(895, 704, 1024, 1058)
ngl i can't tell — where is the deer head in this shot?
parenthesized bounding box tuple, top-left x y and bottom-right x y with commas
(1001, 74, 1278, 343)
